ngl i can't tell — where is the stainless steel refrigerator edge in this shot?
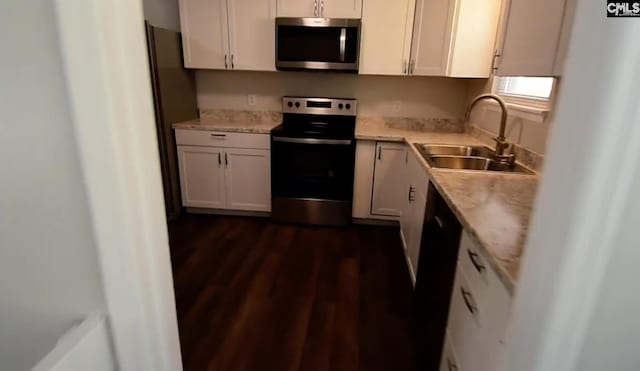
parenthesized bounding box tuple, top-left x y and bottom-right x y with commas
(145, 22, 198, 220)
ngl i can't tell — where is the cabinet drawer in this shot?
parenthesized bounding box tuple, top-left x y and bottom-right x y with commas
(457, 230, 512, 343)
(440, 331, 461, 371)
(175, 129, 270, 149)
(447, 268, 482, 371)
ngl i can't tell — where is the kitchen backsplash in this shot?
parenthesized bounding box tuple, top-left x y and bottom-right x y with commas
(195, 70, 468, 119)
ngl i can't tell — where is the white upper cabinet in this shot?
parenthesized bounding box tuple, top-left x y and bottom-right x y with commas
(409, 0, 502, 78)
(276, 0, 316, 17)
(359, 0, 415, 75)
(322, 0, 362, 18)
(277, 0, 362, 18)
(227, 0, 277, 71)
(179, 0, 276, 70)
(496, 0, 574, 76)
(179, 0, 229, 69)
(371, 142, 407, 217)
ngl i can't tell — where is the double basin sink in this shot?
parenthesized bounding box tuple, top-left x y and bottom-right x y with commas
(415, 144, 534, 174)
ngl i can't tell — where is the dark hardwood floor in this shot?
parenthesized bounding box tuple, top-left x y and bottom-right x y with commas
(168, 214, 417, 371)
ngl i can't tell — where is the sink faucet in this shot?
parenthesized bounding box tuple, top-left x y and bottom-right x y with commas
(464, 93, 515, 165)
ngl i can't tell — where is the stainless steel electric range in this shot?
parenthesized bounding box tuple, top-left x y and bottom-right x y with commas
(271, 97, 357, 226)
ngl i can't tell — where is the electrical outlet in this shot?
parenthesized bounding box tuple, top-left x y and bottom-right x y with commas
(392, 101, 401, 112)
(247, 94, 257, 106)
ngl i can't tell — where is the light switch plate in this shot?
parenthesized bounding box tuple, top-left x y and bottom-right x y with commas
(248, 94, 257, 106)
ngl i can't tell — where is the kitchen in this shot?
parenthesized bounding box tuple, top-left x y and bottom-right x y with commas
(143, 0, 571, 370)
(4, 0, 639, 370)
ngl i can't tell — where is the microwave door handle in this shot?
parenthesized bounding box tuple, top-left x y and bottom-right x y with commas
(339, 28, 346, 62)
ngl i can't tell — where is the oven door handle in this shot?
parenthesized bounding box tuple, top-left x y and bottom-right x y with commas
(339, 28, 346, 62)
(272, 137, 353, 145)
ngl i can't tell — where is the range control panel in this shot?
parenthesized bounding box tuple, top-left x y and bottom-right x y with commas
(282, 97, 357, 116)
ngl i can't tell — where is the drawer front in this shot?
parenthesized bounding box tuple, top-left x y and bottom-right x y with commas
(175, 129, 270, 149)
(440, 332, 461, 371)
(458, 230, 512, 343)
(459, 231, 490, 293)
(447, 268, 482, 371)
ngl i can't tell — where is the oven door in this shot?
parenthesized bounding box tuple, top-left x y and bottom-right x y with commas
(276, 18, 361, 71)
(271, 136, 355, 201)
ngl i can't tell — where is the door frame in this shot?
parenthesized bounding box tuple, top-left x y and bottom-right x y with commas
(54, 0, 182, 370)
(504, 1, 640, 370)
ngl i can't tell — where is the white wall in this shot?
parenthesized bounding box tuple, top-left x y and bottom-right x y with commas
(196, 70, 470, 119)
(0, 2, 106, 370)
(143, 0, 180, 31)
(467, 78, 553, 154)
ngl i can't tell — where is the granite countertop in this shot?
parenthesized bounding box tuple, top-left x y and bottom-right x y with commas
(173, 110, 282, 134)
(408, 142, 539, 295)
(356, 116, 538, 294)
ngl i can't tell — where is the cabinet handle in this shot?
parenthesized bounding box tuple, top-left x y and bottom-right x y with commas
(407, 186, 413, 203)
(467, 249, 486, 274)
(409, 60, 415, 75)
(461, 287, 477, 316)
(314, 0, 317, 16)
(447, 358, 458, 371)
(377, 147, 382, 160)
(218, 152, 221, 165)
(320, 0, 324, 17)
(224, 54, 228, 69)
(231, 54, 235, 69)
(225, 152, 228, 166)
(210, 133, 226, 138)
(402, 60, 407, 74)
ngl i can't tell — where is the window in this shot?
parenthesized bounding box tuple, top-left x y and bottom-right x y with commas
(493, 76, 555, 111)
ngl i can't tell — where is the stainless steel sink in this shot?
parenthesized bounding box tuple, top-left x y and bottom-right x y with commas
(415, 144, 534, 174)
(428, 155, 493, 170)
(418, 144, 495, 158)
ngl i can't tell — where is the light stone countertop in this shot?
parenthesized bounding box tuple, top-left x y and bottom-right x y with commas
(357, 117, 539, 294)
(408, 142, 539, 294)
(172, 110, 282, 134)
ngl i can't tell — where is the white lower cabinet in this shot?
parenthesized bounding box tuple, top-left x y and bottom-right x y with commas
(439, 332, 460, 371)
(400, 148, 429, 282)
(177, 146, 227, 208)
(224, 148, 271, 211)
(371, 142, 408, 216)
(443, 230, 512, 371)
(176, 130, 271, 212)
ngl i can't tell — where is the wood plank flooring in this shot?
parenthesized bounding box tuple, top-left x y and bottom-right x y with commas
(168, 214, 417, 371)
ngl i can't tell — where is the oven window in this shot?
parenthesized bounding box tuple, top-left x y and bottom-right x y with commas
(277, 26, 358, 63)
(272, 141, 355, 201)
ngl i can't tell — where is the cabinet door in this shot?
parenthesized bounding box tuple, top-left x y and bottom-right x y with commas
(224, 148, 271, 211)
(360, 0, 415, 75)
(371, 142, 407, 217)
(496, 0, 568, 76)
(277, 0, 315, 17)
(228, 0, 277, 71)
(409, 0, 455, 76)
(179, 0, 230, 69)
(321, 0, 363, 18)
(177, 146, 226, 208)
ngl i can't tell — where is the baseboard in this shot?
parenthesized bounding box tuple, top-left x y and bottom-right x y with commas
(352, 218, 399, 227)
(186, 207, 271, 218)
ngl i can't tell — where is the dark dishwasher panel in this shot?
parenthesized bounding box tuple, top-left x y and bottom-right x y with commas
(414, 182, 462, 371)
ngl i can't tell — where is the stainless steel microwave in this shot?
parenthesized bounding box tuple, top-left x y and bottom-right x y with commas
(275, 18, 361, 72)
